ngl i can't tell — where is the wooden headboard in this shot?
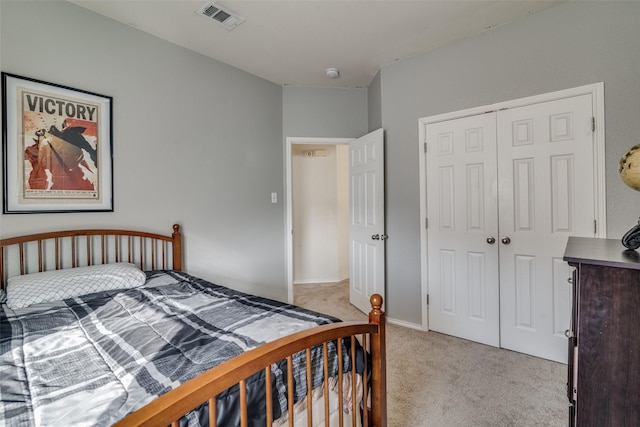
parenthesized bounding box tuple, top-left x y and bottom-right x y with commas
(0, 224, 182, 290)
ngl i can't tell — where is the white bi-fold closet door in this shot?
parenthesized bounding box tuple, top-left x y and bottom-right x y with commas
(424, 91, 600, 363)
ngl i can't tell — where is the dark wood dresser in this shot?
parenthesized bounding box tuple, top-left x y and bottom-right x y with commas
(563, 237, 640, 426)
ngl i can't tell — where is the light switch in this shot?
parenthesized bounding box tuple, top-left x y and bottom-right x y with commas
(271, 192, 278, 203)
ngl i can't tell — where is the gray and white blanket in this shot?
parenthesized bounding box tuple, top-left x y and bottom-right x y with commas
(0, 270, 363, 427)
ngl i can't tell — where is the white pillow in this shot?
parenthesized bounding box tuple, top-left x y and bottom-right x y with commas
(6, 262, 146, 309)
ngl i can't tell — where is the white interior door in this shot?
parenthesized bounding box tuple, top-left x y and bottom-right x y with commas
(425, 113, 500, 347)
(498, 94, 595, 362)
(349, 128, 385, 314)
(424, 91, 598, 363)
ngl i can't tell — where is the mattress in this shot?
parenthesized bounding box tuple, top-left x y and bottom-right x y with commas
(0, 270, 365, 426)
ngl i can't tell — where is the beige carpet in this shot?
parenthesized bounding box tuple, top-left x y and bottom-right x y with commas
(294, 281, 567, 427)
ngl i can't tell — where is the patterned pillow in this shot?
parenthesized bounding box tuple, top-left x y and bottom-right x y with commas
(0, 288, 6, 304)
(6, 263, 146, 309)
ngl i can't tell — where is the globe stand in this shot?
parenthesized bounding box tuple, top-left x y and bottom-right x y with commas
(622, 217, 640, 250)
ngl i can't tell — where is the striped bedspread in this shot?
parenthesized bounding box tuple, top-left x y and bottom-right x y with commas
(0, 270, 362, 426)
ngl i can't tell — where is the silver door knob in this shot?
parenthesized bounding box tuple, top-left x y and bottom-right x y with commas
(487, 237, 496, 244)
(371, 234, 380, 240)
(501, 237, 511, 245)
(380, 234, 389, 240)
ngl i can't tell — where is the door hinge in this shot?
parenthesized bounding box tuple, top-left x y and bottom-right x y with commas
(594, 219, 597, 235)
(425, 218, 428, 229)
(426, 294, 429, 305)
(592, 117, 596, 132)
(424, 142, 427, 153)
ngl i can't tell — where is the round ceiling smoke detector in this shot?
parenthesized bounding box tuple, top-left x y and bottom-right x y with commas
(326, 68, 340, 79)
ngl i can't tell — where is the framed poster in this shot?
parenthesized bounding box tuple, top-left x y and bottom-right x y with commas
(2, 72, 113, 213)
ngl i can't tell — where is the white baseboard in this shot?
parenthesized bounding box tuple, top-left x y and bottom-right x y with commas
(293, 279, 341, 285)
(386, 316, 424, 331)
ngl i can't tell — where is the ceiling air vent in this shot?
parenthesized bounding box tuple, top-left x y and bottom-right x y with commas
(197, 1, 245, 31)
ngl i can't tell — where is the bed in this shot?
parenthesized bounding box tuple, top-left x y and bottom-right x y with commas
(0, 224, 387, 427)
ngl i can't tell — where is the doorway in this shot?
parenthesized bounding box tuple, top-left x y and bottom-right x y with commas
(292, 143, 350, 283)
(285, 138, 352, 303)
(285, 129, 386, 312)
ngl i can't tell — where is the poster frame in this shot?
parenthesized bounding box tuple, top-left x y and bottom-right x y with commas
(2, 72, 113, 214)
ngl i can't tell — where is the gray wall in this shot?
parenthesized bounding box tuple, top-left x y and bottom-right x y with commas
(283, 87, 368, 138)
(0, 1, 287, 300)
(380, 1, 640, 324)
(367, 71, 382, 132)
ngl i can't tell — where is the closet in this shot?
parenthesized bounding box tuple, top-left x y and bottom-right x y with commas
(420, 85, 604, 362)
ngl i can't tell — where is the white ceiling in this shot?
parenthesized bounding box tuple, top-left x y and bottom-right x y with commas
(69, 0, 564, 88)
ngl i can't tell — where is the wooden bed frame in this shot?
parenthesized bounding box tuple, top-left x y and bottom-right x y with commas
(0, 224, 387, 427)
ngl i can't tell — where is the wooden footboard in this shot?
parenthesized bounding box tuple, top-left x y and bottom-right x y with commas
(114, 294, 387, 427)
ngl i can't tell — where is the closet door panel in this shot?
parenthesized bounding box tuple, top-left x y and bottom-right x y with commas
(426, 113, 500, 347)
(498, 94, 595, 363)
